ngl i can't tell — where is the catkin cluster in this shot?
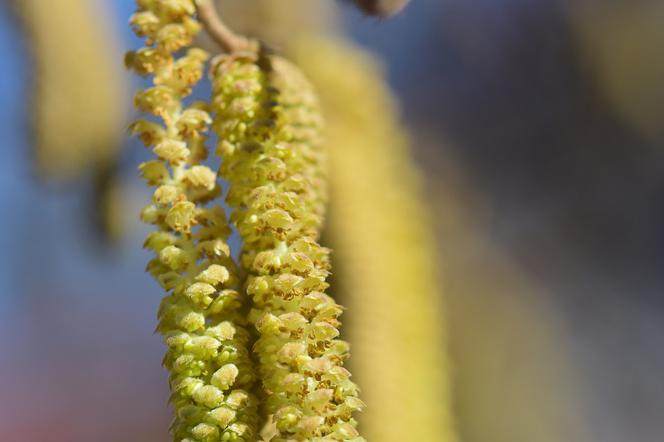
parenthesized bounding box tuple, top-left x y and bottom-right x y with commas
(210, 53, 365, 441)
(127, 1, 257, 441)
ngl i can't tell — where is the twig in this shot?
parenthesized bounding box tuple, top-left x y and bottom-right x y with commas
(196, 0, 254, 53)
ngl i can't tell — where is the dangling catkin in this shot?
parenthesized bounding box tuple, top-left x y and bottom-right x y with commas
(13, 0, 124, 182)
(292, 37, 458, 442)
(126, 1, 258, 440)
(210, 51, 365, 441)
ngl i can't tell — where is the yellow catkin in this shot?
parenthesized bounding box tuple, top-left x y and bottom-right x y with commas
(292, 37, 458, 442)
(126, 1, 257, 440)
(13, 0, 124, 182)
(210, 52, 365, 441)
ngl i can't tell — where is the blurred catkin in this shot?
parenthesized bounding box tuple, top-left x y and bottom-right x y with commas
(291, 37, 457, 442)
(210, 52, 365, 441)
(13, 0, 124, 182)
(126, 1, 257, 440)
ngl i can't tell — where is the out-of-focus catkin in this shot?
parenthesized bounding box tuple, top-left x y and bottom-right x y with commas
(126, 1, 257, 440)
(13, 0, 124, 182)
(210, 52, 365, 441)
(292, 37, 458, 442)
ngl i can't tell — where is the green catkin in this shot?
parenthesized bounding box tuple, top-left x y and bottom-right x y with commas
(210, 53, 365, 441)
(126, 1, 257, 440)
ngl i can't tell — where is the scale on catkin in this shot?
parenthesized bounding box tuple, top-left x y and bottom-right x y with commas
(210, 50, 365, 441)
(127, 2, 258, 440)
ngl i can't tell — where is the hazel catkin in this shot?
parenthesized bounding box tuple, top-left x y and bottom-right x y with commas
(127, 1, 258, 440)
(210, 51, 365, 441)
(292, 36, 458, 442)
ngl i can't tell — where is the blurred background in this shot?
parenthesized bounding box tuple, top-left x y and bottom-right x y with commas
(1, 0, 664, 440)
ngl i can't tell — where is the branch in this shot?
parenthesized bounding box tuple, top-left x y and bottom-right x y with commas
(196, 0, 254, 53)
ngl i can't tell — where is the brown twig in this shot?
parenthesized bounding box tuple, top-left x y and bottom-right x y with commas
(196, 0, 255, 53)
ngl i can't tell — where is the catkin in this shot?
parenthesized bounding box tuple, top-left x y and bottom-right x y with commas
(210, 52, 365, 441)
(13, 0, 124, 182)
(292, 37, 458, 442)
(127, 1, 257, 440)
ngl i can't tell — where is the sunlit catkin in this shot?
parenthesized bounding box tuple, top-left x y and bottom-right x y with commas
(126, 1, 257, 440)
(292, 37, 458, 442)
(210, 53, 365, 441)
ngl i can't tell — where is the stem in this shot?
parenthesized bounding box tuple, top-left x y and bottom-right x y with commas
(196, 0, 254, 53)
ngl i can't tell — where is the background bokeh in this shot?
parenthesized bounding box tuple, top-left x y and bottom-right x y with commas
(1, 0, 663, 441)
